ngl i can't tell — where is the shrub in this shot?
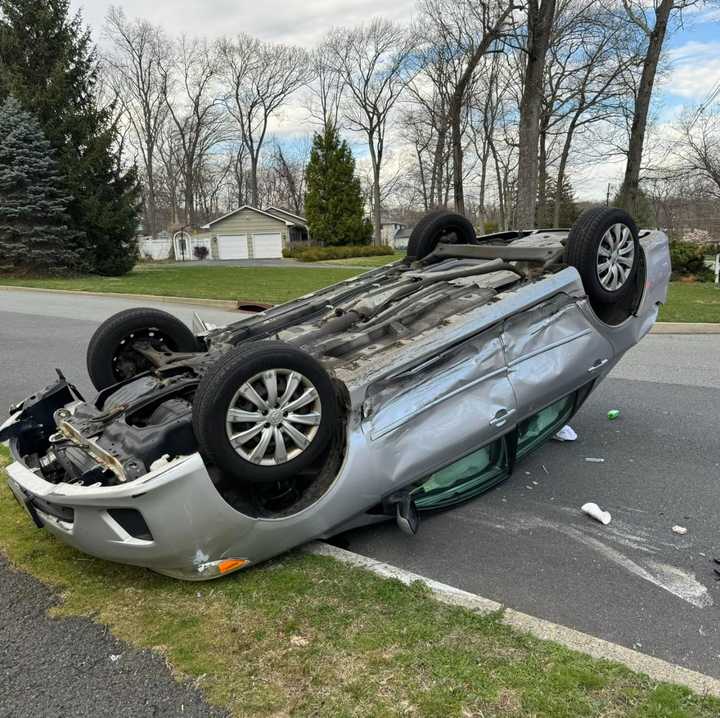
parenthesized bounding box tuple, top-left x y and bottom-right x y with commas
(193, 245, 209, 261)
(283, 244, 395, 262)
(669, 241, 713, 281)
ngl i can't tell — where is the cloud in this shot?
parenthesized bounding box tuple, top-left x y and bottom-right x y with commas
(72, 0, 415, 45)
(661, 41, 720, 101)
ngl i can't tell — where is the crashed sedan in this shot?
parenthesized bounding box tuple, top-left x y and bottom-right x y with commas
(2, 207, 670, 580)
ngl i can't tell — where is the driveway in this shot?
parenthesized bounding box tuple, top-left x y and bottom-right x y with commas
(0, 288, 718, 684)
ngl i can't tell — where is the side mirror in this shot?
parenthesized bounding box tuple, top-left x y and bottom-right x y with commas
(395, 494, 420, 536)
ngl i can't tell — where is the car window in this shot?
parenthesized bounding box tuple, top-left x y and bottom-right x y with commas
(516, 393, 575, 460)
(413, 438, 508, 510)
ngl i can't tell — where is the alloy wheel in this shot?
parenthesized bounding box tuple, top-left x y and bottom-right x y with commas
(596, 223, 635, 291)
(225, 369, 322, 466)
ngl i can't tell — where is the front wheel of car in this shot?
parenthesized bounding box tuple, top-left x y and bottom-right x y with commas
(566, 207, 640, 305)
(192, 341, 338, 484)
(87, 308, 198, 390)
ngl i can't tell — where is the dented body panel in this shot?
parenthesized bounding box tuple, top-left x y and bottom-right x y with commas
(3, 229, 671, 580)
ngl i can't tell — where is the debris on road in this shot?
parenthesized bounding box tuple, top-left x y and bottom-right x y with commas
(109, 654, 122, 663)
(672, 525, 688, 535)
(608, 409, 621, 420)
(585, 457, 605, 463)
(553, 425, 577, 442)
(581, 502, 612, 525)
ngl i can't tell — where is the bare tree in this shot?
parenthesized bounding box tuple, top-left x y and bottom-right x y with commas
(159, 36, 224, 227)
(675, 106, 720, 199)
(268, 139, 310, 214)
(418, 0, 518, 216)
(516, 0, 557, 228)
(105, 7, 170, 236)
(617, 0, 701, 214)
(220, 35, 313, 207)
(307, 40, 345, 133)
(332, 19, 416, 244)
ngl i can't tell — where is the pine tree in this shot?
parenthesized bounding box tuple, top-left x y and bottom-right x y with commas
(612, 187, 655, 227)
(0, 0, 140, 275)
(0, 97, 80, 272)
(304, 126, 372, 246)
(538, 176, 580, 228)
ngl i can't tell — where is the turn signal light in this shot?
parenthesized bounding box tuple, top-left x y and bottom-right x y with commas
(218, 558, 249, 574)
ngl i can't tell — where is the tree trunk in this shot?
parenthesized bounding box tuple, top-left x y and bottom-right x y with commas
(515, 0, 556, 229)
(430, 120, 447, 208)
(372, 164, 382, 245)
(537, 116, 548, 227)
(145, 151, 157, 237)
(553, 111, 579, 227)
(619, 0, 673, 215)
(184, 167, 195, 226)
(249, 154, 260, 207)
(450, 104, 465, 215)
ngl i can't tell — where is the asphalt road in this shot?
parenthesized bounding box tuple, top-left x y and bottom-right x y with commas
(344, 334, 720, 677)
(0, 288, 719, 688)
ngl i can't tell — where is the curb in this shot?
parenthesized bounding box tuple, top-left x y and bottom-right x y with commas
(2, 286, 720, 333)
(306, 541, 720, 699)
(650, 322, 720, 334)
(0, 285, 239, 311)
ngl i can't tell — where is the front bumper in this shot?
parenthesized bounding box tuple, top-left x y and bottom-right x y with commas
(5, 449, 256, 580)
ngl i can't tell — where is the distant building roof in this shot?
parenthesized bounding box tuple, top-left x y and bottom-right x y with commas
(201, 205, 294, 229)
(265, 206, 308, 227)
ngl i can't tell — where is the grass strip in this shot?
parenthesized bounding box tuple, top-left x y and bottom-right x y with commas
(1, 448, 719, 716)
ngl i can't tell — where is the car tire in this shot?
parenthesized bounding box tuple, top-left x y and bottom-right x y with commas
(406, 210, 477, 261)
(192, 341, 338, 484)
(87, 308, 198, 390)
(566, 207, 640, 304)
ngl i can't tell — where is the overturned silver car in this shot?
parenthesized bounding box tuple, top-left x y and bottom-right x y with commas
(2, 207, 670, 580)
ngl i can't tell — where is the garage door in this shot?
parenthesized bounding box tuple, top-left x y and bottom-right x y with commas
(218, 235, 249, 260)
(252, 233, 283, 259)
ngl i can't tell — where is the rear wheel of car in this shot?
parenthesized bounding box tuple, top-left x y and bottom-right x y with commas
(566, 207, 640, 304)
(87, 308, 198, 390)
(192, 341, 338, 484)
(406, 210, 477, 261)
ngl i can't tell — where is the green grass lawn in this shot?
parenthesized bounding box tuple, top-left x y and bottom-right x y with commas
(1, 449, 718, 717)
(2, 262, 719, 322)
(658, 282, 720, 323)
(0, 264, 361, 305)
(318, 252, 405, 267)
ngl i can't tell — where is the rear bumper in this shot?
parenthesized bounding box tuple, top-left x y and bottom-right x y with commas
(5, 450, 257, 580)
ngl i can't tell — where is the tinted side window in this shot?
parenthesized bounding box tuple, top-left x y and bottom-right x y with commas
(516, 393, 575, 460)
(414, 438, 508, 510)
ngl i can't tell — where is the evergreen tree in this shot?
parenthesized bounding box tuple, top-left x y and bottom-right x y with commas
(537, 176, 580, 228)
(0, 96, 80, 272)
(0, 0, 140, 275)
(304, 126, 372, 246)
(612, 186, 655, 227)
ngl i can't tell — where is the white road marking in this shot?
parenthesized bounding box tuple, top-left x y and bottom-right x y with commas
(453, 508, 713, 609)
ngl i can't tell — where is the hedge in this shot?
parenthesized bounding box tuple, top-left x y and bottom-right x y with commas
(283, 244, 395, 262)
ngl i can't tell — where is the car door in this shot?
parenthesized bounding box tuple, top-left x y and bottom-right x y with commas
(502, 294, 614, 423)
(362, 323, 517, 485)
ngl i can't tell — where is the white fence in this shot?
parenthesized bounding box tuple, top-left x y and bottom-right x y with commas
(137, 233, 213, 262)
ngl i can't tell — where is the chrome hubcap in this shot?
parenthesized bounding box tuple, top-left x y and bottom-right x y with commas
(225, 369, 322, 466)
(596, 223, 635, 291)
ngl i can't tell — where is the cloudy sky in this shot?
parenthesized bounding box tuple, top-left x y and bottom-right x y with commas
(71, 0, 720, 201)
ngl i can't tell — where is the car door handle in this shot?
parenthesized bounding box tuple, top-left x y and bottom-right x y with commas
(490, 408, 516, 428)
(588, 358, 609, 373)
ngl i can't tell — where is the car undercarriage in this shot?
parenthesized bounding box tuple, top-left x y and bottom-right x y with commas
(2, 208, 671, 579)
